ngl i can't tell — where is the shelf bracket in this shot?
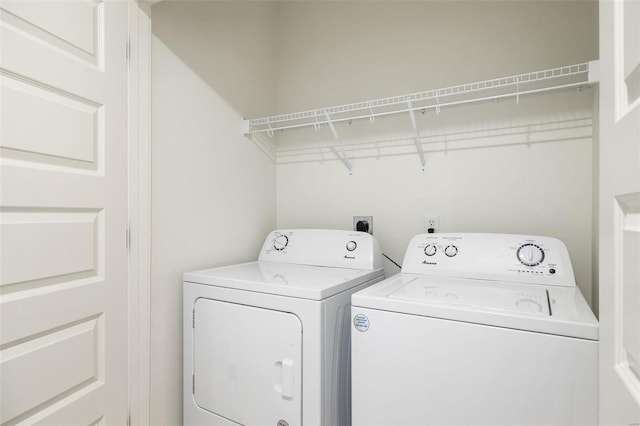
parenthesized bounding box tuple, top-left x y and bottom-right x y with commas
(407, 100, 426, 170)
(324, 112, 353, 173)
(588, 60, 600, 84)
(242, 119, 250, 136)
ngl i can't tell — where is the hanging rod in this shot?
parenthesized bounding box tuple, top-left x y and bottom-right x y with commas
(242, 61, 599, 136)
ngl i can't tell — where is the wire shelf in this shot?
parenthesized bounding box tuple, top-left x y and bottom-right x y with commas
(244, 62, 595, 134)
(243, 61, 599, 172)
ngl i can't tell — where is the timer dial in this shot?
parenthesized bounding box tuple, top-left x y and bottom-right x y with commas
(444, 245, 458, 257)
(273, 235, 289, 251)
(517, 243, 544, 266)
(424, 244, 437, 256)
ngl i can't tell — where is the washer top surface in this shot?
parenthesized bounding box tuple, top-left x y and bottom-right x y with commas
(185, 261, 383, 300)
(352, 233, 598, 340)
(388, 275, 551, 316)
(352, 273, 598, 340)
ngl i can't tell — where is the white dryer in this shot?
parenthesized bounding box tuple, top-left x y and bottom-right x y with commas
(184, 229, 384, 426)
(351, 233, 598, 426)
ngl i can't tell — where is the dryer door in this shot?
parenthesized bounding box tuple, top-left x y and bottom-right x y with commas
(193, 298, 302, 426)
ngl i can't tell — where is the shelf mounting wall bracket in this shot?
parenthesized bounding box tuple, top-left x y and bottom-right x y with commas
(407, 100, 426, 170)
(587, 60, 600, 84)
(324, 112, 353, 173)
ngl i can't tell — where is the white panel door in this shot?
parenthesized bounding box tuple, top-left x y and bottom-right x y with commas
(194, 299, 302, 426)
(599, 0, 640, 424)
(0, 1, 128, 424)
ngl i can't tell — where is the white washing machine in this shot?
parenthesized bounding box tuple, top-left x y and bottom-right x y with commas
(184, 229, 384, 426)
(351, 233, 598, 426)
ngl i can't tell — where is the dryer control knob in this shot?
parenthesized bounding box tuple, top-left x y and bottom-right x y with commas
(273, 235, 289, 251)
(444, 245, 458, 257)
(346, 241, 357, 251)
(424, 244, 437, 256)
(517, 243, 544, 266)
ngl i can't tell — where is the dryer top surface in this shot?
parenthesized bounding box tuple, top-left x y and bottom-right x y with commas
(185, 261, 383, 300)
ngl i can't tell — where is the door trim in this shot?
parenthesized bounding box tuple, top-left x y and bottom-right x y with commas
(127, 2, 152, 425)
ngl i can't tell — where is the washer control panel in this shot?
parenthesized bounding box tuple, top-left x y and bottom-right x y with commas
(401, 233, 575, 287)
(259, 229, 383, 271)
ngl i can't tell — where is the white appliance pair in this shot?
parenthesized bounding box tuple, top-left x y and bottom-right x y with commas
(184, 229, 598, 426)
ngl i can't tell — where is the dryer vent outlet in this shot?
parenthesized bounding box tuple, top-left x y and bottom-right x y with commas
(353, 216, 373, 234)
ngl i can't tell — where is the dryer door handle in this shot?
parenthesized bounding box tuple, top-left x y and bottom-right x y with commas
(281, 358, 295, 399)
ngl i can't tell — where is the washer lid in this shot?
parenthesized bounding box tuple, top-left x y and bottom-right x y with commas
(352, 274, 598, 340)
(388, 277, 551, 316)
(184, 261, 383, 300)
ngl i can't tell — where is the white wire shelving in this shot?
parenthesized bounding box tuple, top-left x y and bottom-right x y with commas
(243, 61, 599, 172)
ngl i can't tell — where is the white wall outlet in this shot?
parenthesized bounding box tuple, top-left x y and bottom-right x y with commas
(424, 215, 439, 234)
(353, 216, 373, 234)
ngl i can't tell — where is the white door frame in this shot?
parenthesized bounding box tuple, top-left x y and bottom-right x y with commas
(127, 1, 152, 425)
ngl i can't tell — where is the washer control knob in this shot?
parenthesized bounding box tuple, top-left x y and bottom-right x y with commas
(273, 235, 289, 251)
(517, 243, 544, 266)
(424, 244, 437, 256)
(346, 241, 357, 251)
(444, 245, 458, 257)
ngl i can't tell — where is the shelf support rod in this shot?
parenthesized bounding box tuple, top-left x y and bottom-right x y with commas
(407, 100, 426, 170)
(324, 112, 353, 173)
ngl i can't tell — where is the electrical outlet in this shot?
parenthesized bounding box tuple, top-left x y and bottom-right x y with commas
(424, 215, 439, 234)
(353, 216, 373, 234)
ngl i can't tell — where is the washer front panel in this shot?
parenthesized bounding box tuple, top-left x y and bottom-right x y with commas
(351, 307, 598, 426)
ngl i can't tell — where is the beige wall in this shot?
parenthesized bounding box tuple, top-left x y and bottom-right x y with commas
(274, 1, 598, 301)
(150, 2, 277, 424)
(149, 1, 598, 423)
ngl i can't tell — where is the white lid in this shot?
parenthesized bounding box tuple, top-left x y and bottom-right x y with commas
(388, 276, 550, 316)
(352, 274, 598, 340)
(184, 261, 383, 300)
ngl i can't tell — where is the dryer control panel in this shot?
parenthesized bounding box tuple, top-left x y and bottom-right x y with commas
(401, 233, 575, 287)
(259, 229, 384, 271)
